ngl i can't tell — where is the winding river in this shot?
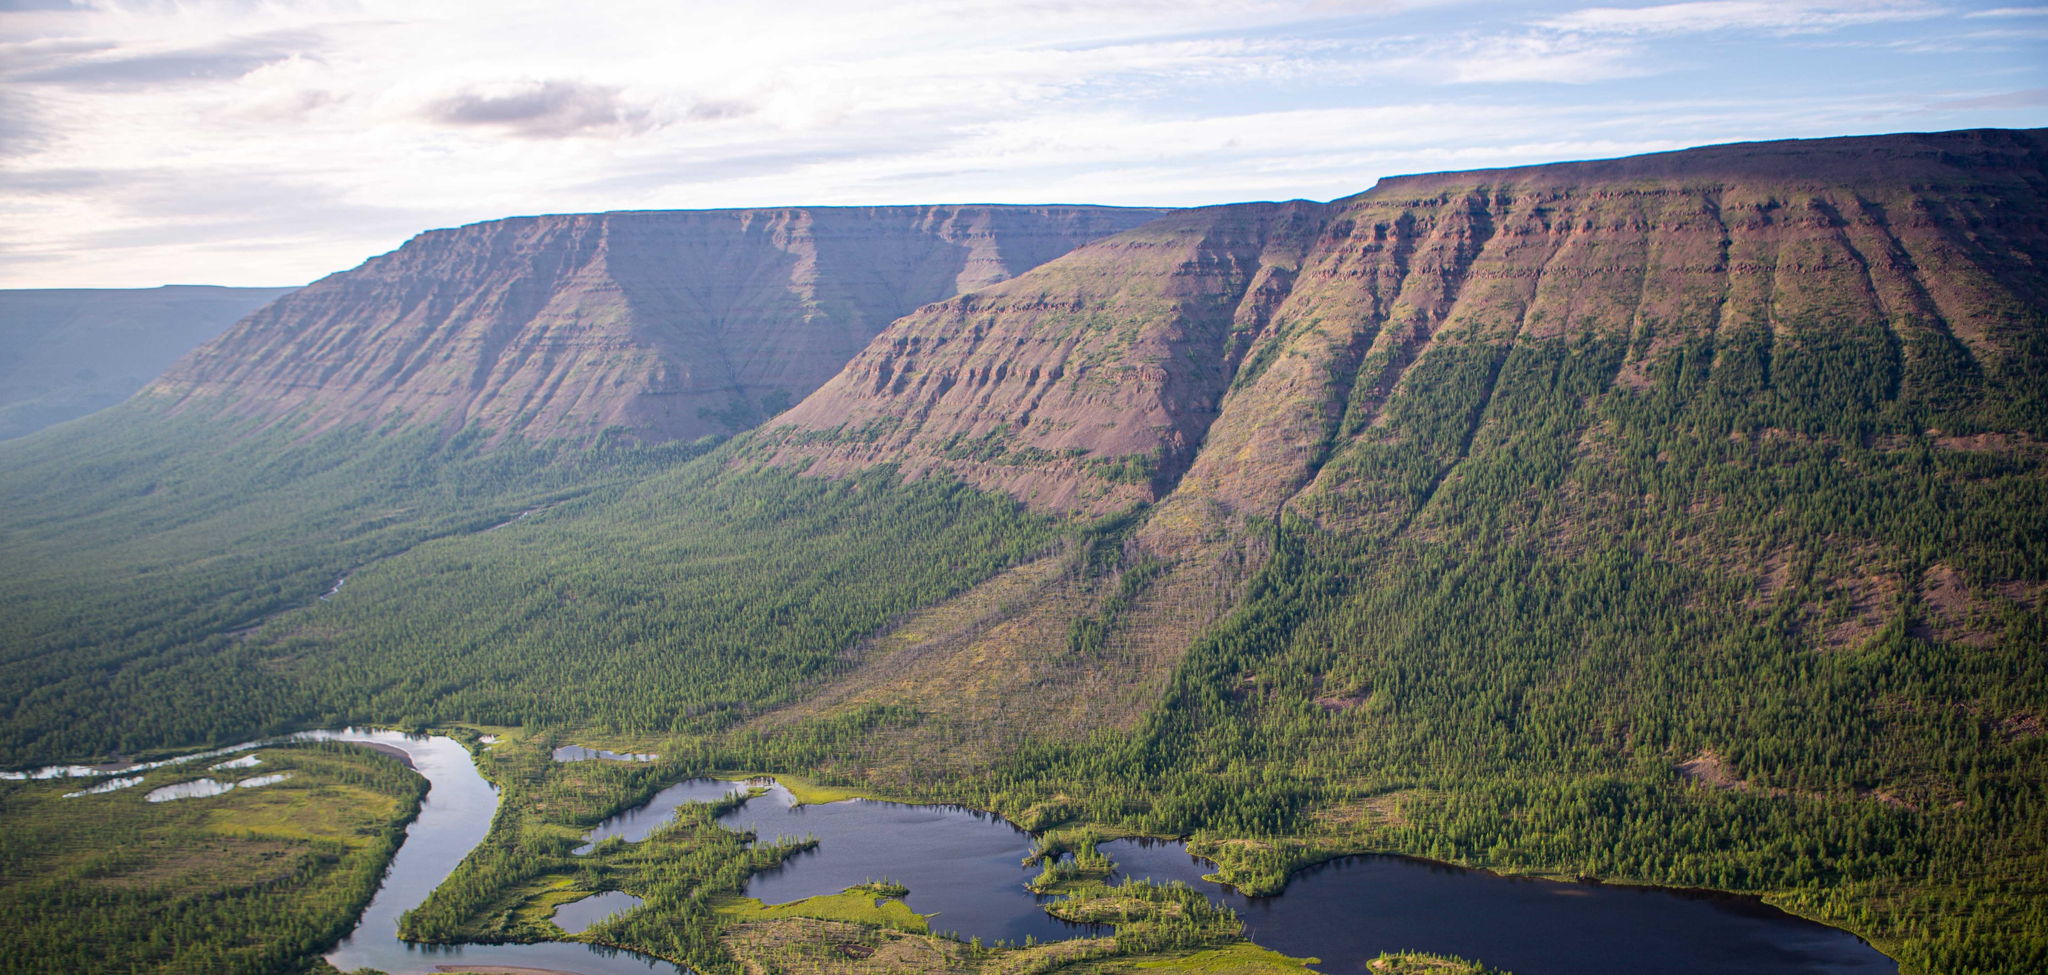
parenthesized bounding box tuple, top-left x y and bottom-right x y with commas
(309, 731, 679, 975)
(20, 736, 1899, 974)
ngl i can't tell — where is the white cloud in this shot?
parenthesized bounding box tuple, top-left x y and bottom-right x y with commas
(1433, 34, 1645, 83)
(1538, 1, 1943, 36)
(0, 0, 2041, 287)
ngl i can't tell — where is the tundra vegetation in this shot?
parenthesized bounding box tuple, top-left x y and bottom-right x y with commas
(0, 742, 421, 975)
(0, 321, 2041, 973)
(2, 132, 2044, 974)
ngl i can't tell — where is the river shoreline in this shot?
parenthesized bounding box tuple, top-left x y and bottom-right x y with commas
(349, 739, 418, 769)
(16, 731, 1899, 975)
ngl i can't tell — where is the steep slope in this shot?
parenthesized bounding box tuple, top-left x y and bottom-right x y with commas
(769, 202, 1327, 511)
(754, 126, 2047, 751)
(0, 285, 295, 440)
(768, 129, 2047, 523)
(145, 205, 1170, 444)
(748, 128, 2048, 973)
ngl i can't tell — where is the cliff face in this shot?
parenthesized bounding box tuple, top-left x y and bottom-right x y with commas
(766, 129, 2048, 524)
(144, 205, 1171, 443)
(770, 202, 1328, 511)
(754, 129, 2048, 765)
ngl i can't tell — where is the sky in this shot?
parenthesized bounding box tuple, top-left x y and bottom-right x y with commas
(1, 0, 2044, 288)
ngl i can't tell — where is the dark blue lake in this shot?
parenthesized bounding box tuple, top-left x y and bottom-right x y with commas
(578, 777, 1897, 974)
(40, 739, 1897, 975)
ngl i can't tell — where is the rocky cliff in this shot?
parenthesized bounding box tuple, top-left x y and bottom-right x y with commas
(769, 201, 1328, 511)
(766, 129, 2048, 524)
(144, 205, 1170, 443)
(755, 128, 2048, 770)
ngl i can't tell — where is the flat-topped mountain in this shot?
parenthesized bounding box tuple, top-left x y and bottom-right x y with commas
(3, 130, 2043, 975)
(144, 205, 1171, 443)
(0, 285, 296, 441)
(766, 129, 2048, 523)
(753, 129, 2046, 771)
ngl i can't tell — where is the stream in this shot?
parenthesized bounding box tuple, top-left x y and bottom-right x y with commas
(17, 737, 1899, 974)
(311, 731, 679, 975)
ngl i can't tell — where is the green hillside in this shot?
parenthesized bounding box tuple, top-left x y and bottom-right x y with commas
(1, 131, 2044, 974)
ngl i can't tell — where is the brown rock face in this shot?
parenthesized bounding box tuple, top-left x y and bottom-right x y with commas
(770, 202, 1328, 510)
(766, 129, 2048, 524)
(752, 127, 2048, 768)
(144, 205, 1171, 442)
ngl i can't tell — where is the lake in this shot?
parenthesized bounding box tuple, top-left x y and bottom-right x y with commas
(305, 731, 680, 975)
(1106, 838, 1895, 974)
(22, 736, 1901, 974)
(577, 775, 1895, 973)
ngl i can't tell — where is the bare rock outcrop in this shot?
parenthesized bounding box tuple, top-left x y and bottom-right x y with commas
(144, 205, 1172, 443)
(765, 129, 2048, 527)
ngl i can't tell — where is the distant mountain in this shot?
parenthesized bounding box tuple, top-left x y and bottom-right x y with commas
(2, 130, 2043, 974)
(0, 285, 295, 440)
(753, 128, 2048, 887)
(767, 129, 2048, 525)
(144, 206, 1171, 444)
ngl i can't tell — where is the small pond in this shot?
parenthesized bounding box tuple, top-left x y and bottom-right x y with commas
(555, 891, 646, 934)
(62, 775, 141, 798)
(575, 778, 744, 853)
(145, 772, 291, 802)
(555, 744, 659, 763)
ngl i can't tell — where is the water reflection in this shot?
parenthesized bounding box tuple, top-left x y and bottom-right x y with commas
(1104, 839, 1897, 975)
(63, 775, 141, 798)
(554, 745, 659, 763)
(716, 782, 1104, 945)
(575, 778, 744, 853)
(145, 771, 292, 802)
(554, 891, 645, 934)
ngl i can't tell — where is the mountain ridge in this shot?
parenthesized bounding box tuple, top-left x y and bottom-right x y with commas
(762, 127, 2048, 519)
(144, 204, 1173, 444)
(1, 128, 2043, 975)
(744, 124, 2047, 794)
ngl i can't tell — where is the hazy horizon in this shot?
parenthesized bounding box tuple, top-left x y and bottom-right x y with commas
(4, 0, 2045, 289)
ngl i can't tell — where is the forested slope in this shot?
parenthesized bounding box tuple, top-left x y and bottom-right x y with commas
(752, 127, 2046, 770)
(0, 202, 1165, 758)
(0, 129, 2042, 973)
(751, 128, 2048, 971)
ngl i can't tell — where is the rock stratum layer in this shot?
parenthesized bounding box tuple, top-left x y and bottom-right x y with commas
(766, 129, 2048, 523)
(145, 205, 1171, 443)
(755, 128, 2048, 769)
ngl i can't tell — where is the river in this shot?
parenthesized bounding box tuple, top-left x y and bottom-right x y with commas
(309, 731, 679, 975)
(18, 736, 1900, 974)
